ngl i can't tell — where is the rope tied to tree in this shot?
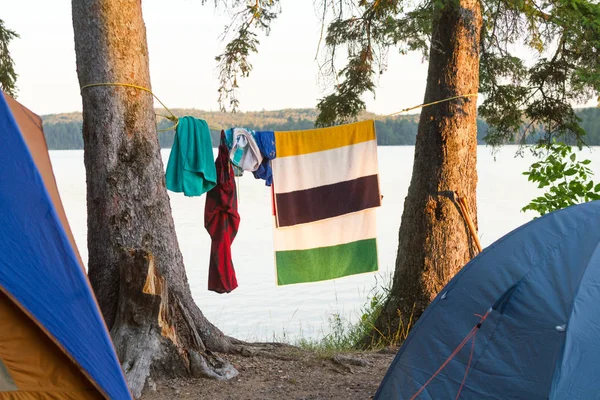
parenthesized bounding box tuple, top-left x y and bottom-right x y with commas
(376, 93, 479, 120)
(80, 82, 180, 132)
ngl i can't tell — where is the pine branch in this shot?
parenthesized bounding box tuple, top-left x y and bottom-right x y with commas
(0, 19, 19, 97)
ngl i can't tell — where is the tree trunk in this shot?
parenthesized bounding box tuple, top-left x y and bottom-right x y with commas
(366, 0, 482, 345)
(72, 1, 239, 397)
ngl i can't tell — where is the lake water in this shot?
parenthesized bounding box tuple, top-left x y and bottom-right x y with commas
(48, 146, 600, 342)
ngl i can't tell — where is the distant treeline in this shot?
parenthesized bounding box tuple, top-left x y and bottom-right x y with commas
(41, 107, 600, 150)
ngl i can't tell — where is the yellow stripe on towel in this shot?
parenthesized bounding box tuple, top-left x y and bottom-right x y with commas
(275, 120, 375, 158)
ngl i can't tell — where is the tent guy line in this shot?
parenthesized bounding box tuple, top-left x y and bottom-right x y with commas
(409, 309, 492, 400)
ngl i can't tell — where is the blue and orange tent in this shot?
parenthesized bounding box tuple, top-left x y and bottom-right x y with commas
(0, 92, 131, 399)
(375, 201, 600, 399)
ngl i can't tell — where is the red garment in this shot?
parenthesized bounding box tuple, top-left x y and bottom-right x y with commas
(204, 132, 240, 293)
(271, 181, 276, 216)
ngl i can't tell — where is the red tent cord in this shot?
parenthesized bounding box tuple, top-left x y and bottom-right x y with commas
(410, 310, 490, 400)
(455, 330, 478, 399)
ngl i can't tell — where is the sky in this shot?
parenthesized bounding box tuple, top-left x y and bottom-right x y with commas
(3, 0, 596, 116)
(3, 0, 431, 115)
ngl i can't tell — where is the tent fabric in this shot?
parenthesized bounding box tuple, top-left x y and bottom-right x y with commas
(3, 93, 83, 268)
(0, 291, 103, 399)
(375, 201, 600, 400)
(0, 93, 131, 399)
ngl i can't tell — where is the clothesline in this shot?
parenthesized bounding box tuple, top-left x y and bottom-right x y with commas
(80, 82, 479, 132)
(378, 93, 479, 119)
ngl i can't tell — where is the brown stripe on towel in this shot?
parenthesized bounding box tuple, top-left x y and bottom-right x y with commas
(275, 174, 381, 227)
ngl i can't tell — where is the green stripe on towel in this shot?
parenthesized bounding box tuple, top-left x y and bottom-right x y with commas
(275, 238, 378, 285)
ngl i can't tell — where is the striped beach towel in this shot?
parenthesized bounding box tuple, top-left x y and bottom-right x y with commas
(271, 120, 381, 285)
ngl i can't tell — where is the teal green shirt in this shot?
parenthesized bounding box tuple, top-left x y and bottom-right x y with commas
(165, 117, 217, 196)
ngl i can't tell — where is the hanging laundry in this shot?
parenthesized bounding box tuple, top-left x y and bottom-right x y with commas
(232, 163, 245, 178)
(165, 117, 217, 196)
(252, 130, 276, 186)
(223, 129, 243, 177)
(223, 128, 247, 177)
(204, 131, 240, 293)
(229, 128, 263, 172)
(271, 120, 381, 285)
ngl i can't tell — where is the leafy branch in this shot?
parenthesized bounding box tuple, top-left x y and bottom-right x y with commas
(480, 0, 600, 146)
(0, 19, 19, 97)
(215, 0, 280, 112)
(522, 140, 600, 217)
(211, 0, 600, 139)
(315, 0, 431, 127)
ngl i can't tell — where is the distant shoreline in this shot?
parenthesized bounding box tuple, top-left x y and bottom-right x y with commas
(41, 107, 600, 150)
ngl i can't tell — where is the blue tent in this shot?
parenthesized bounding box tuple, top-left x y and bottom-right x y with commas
(0, 92, 131, 399)
(376, 201, 600, 399)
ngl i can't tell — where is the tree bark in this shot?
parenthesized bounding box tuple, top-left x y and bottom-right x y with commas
(366, 0, 482, 345)
(72, 1, 239, 397)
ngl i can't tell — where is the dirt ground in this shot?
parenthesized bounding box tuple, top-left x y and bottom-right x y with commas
(142, 345, 397, 400)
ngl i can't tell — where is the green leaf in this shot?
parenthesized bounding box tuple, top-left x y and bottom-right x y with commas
(570, 153, 576, 161)
(582, 160, 592, 165)
(564, 169, 577, 176)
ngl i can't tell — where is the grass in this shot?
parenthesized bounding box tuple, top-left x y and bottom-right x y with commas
(295, 274, 416, 353)
(363, 303, 416, 350)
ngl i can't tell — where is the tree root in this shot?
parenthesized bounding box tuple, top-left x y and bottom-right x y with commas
(189, 350, 238, 380)
(332, 354, 372, 367)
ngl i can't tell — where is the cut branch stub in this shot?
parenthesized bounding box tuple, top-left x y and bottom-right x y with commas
(110, 248, 188, 398)
(142, 253, 178, 345)
(110, 248, 237, 398)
